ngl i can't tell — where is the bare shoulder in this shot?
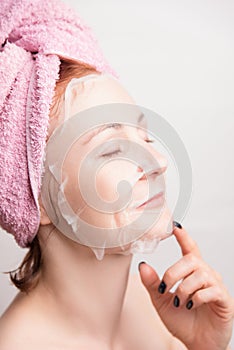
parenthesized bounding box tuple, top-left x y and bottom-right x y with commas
(0, 293, 40, 350)
(122, 273, 187, 350)
(0, 316, 22, 350)
(0, 294, 24, 347)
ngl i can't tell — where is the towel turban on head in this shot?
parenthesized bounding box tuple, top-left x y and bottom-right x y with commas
(0, 0, 118, 248)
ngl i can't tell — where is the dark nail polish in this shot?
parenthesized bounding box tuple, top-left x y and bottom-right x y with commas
(186, 300, 193, 310)
(138, 261, 146, 271)
(173, 221, 182, 229)
(173, 295, 180, 307)
(158, 280, 167, 294)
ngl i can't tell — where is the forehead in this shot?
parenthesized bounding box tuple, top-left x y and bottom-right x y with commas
(48, 74, 139, 139)
(47, 74, 145, 144)
(65, 74, 137, 119)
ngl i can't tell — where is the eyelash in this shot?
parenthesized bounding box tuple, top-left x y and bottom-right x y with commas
(102, 138, 155, 158)
(102, 150, 122, 158)
(145, 138, 155, 143)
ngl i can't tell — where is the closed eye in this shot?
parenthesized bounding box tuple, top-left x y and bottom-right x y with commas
(145, 138, 154, 143)
(102, 149, 121, 158)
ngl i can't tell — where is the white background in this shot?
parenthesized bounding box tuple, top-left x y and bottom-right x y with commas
(1, 0, 234, 347)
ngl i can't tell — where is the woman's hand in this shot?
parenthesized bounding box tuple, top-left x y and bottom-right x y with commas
(138, 223, 234, 350)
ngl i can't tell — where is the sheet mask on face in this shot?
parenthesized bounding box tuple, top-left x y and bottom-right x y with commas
(40, 74, 174, 260)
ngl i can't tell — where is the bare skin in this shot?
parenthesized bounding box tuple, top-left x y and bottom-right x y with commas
(0, 279, 182, 350)
(0, 228, 183, 350)
(0, 225, 233, 349)
(139, 226, 234, 350)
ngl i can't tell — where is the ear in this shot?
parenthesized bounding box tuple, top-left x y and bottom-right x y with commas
(38, 194, 51, 225)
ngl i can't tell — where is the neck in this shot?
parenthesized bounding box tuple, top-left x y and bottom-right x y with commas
(34, 227, 133, 347)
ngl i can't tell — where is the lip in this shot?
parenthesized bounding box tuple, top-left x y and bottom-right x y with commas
(136, 191, 164, 209)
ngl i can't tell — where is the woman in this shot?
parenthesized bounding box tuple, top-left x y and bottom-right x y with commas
(0, 1, 233, 349)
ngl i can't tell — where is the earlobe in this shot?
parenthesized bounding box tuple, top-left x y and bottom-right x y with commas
(38, 195, 51, 225)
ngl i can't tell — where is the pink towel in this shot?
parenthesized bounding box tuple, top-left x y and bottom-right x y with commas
(0, 0, 118, 248)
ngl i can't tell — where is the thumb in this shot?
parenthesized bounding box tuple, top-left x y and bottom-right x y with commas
(138, 261, 161, 290)
(138, 262, 172, 312)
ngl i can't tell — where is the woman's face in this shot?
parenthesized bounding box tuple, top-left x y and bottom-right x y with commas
(43, 74, 173, 254)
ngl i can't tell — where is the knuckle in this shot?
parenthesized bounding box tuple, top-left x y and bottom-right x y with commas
(164, 268, 174, 282)
(194, 290, 203, 304)
(209, 285, 223, 302)
(176, 283, 186, 296)
(200, 269, 209, 282)
(204, 266, 222, 284)
(215, 287, 223, 302)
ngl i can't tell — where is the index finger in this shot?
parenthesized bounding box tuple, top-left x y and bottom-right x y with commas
(173, 222, 201, 257)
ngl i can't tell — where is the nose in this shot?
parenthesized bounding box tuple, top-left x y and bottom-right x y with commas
(137, 166, 166, 181)
(125, 125, 168, 179)
(137, 149, 168, 180)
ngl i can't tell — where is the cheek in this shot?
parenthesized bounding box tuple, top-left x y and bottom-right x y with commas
(78, 159, 135, 229)
(95, 159, 136, 203)
(63, 159, 151, 229)
(75, 159, 139, 229)
(63, 171, 118, 229)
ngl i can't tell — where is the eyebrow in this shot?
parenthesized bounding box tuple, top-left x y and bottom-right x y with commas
(82, 113, 146, 145)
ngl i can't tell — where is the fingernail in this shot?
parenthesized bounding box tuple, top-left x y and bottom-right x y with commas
(173, 295, 180, 307)
(186, 300, 193, 310)
(173, 221, 182, 229)
(158, 280, 167, 294)
(138, 261, 146, 271)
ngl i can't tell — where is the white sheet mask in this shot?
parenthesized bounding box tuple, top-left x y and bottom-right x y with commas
(41, 74, 174, 260)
